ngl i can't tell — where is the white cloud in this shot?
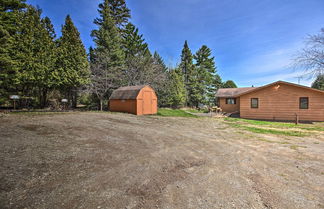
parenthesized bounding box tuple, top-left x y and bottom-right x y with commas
(233, 41, 317, 87)
(242, 42, 302, 74)
(239, 71, 314, 87)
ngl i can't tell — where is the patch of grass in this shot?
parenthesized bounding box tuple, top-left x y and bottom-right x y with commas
(224, 117, 324, 134)
(256, 138, 290, 144)
(157, 108, 197, 117)
(224, 117, 297, 127)
(9, 111, 74, 115)
(298, 126, 324, 132)
(226, 122, 306, 137)
(244, 126, 306, 137)
(186, 109, 208, 113)
(290, 145, 307, 150)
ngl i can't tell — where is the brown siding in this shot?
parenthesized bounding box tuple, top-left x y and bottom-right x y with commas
(240, 83, 324, 121)
(109, 100, 137, 114)
(219, 98, 240, 113)
(136, 86, 158, 115)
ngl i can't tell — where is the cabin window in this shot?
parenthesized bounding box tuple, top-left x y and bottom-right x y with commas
(251, 98, 258, 108)
(299, 97, 309, 109)
(226, 98, 236, 104)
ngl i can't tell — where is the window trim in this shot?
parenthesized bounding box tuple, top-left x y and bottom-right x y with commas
(251, 98, 259, 108)
(299, 97, 309, 109)
(225, 98, 236, 105)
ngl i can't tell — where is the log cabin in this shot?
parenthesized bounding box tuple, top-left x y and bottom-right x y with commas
(215, 81, 324, 122)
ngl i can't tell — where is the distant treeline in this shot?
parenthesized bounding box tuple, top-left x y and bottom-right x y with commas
(0, 0, 237, 110)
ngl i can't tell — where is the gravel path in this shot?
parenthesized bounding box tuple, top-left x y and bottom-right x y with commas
(0, 112, 323, 209)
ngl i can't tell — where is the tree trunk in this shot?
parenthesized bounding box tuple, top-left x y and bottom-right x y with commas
(100, 99, 103, 111)
(39, 88, 47, 108)
(42, 88, 47, 108)
(72, 89, 77, 108)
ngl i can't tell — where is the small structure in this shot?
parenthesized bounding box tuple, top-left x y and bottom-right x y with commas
(216, 80, 324, 122)
(109, 85, 157, 115)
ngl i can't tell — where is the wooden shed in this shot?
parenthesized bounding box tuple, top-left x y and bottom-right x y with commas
(109, 85, 157, 115)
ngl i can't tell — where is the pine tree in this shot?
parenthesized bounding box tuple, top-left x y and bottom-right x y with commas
(57, 15, 89, 107)
(187, 68, 202, 107)
(194, 45, 219, 105)
(153, 51, 167, 72)
(311, 74, 324, 90)
(90, 0, 125, 110)
(179, 40, 202, 107)
(179, 40, 194, 85)
(152, 51, 169, 106)
(122, 22, 149, 57)
(0, 0, 26, 104)
(14, 6, 57, 107)
(122, 22, 152, 85)
(222, 80, 237, 88)
(168, 68, 186, 108)
(94, 0, 130, 30)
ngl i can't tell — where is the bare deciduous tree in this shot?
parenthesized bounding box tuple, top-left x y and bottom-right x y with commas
(295, 28, 324, 78)
(124, 55, 167, 90)
(89, 55, 123, 111)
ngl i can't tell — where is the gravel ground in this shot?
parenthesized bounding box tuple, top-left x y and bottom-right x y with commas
(0, 112, 323, 209)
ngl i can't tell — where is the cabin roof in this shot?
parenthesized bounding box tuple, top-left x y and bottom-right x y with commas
(215, 87, 256, 98)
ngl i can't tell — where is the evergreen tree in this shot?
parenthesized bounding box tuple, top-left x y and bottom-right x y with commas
(179, 40, 194, 84)
(57, 15, 89, 107)
(214, 74, 223, 89)
(311, 74, 324, 90)
(122, 22, 152, 85)
(0, 0, 26, 103)
(222, 80, 237, 88)
(179, 40, 200, 106)
(153, 51, 167, 72)
(152, 51, 168, 106)
(167, 68, 186, 108)
(122, 22, 149, 57)
(90, 0, 125, 110)
(14, 6, 57, 107)
(94, 0, 130, 30)
(194, 45, 221, 105)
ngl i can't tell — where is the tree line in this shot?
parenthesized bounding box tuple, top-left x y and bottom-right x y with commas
(0, 0, 236, 110)
(1, 0, 88, 108)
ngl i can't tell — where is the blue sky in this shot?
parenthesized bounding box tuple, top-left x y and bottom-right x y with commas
(27, 0, 324, 87)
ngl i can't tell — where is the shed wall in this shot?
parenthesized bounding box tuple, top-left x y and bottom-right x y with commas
(136, 86, 158, 115)
(240, 83, 324, 121)
(109, 99, 137, 115)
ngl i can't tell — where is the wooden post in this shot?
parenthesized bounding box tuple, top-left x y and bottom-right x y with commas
(295, 113, 299, 125)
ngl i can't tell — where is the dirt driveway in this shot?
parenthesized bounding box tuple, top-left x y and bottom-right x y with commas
(0, 112, 323, 209)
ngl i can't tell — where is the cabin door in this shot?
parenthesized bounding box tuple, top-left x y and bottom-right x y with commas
(143, 91, 152, 114)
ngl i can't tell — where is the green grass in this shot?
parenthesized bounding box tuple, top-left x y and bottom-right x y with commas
(157, 108, 197, 117)
(243, 126, 306, 136)
(226, 122, 307, 137)
(224, 117, 324, 132)
(290, 145, 307, 150)
(186, 109, 209, 113)
(256, 138, 290, 144)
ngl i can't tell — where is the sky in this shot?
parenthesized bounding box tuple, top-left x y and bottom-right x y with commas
(27, 0, 324, 87)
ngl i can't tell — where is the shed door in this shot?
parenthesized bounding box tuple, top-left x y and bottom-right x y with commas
(143, 91, 152, 114)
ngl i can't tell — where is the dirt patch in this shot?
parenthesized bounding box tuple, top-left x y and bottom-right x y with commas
(0, 112, 323, 208)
